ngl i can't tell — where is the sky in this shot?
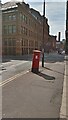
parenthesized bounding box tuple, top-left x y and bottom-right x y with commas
(1, 0, 67, 41)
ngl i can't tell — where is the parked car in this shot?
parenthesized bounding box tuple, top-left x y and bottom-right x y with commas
(58, 50, 65, 55)
(58, 49, 65, 54)
(61, 50, 65, 54)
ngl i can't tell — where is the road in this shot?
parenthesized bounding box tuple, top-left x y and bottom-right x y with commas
(1, 53, 65, 81)
(0, 55, 32, 81)
(1, 52, 65, 118)
(1, 60, 31, 81)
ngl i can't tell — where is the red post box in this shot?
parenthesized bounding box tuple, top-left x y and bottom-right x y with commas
(31, 50, 41, 73)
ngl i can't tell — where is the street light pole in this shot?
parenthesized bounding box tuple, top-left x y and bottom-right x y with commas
(42, 0, 45, 67)
(65, 0, 68, 54)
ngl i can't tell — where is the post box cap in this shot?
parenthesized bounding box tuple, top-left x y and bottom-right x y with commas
(33, 50, 41, 53)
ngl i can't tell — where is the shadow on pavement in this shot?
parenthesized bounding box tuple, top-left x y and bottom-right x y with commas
(44, 67, 65, 75)
(34, 71, 55, 80)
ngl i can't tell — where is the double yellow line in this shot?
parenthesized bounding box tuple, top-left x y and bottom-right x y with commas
(0, 70, 29, 87)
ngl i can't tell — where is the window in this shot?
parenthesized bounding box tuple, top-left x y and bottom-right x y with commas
(25, 16, 27, 24)
(22, 15, 27, 24)
(12, 39, 16, 46)
(3, 25, 8, 34)
(24, 39, 28, 46)
(12, 25, 16, 33)
(8, 38, 16, 46)
(8, 15, 12, 20)
(35, 23, 36, 28)
(29, 19, 30, 25)
(4, 47, 7, 54)
(8, 39, 11, 46)
(29, 30, 30, 36)
(23, 15, 25, 22)
(20, 13, 22, 21)
(8, 25, 12, 34)
(25, 28, 27, 35)
(35, 41, 38, 47)
(3, 15, 8, 21)
(4, 25, 16, 34)
(31, 31, 32, 36)
(20, 13, 27, 24)
(12, 15, 16, 20)
(22, 39, 24, 46)
(22, 27, 25, 34)
(12, 47, 16, 55)
(4, 39, 7, 46)
(7, 47, 12, 55)
(29, 40, 33, 46)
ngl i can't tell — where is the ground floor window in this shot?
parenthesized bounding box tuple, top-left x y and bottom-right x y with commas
(3, 47, 16, 55)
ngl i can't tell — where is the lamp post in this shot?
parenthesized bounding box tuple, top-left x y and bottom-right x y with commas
(42, 0, 45, 67)
(0, 0, 2, 57)
(65, 0, 68, 54)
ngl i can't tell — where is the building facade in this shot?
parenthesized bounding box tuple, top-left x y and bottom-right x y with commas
(47, 35, 56, 52)
(50, 35, 56, 51)
(2, 2, 49, 56)
(2, 2, 49, 55)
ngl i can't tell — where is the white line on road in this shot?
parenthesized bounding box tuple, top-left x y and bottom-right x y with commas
(0, 70, 29, 87)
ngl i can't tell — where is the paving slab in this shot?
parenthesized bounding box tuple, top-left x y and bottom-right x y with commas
(2, 62, 65, 118)
(60, 56, 68, 120)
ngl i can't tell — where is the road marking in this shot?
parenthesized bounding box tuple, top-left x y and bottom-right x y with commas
(0, 70, 29, 87)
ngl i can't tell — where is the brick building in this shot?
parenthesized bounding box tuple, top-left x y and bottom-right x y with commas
(30, 8, 49, 51)
(2, 2, 56, 55)
(44, 35, 56, 53)
(2, 1, 49, 56)
(49, 35, 56, 52)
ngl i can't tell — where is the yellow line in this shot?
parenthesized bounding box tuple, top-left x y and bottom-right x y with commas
(0, 71, 29, 87)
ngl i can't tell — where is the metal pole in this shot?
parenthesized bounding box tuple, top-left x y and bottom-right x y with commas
(65, 0, 68, 54)
(58, 32, 61, 42)
(42, 0, 45, 67)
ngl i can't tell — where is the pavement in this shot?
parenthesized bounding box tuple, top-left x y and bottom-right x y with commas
(2, 60, 65, 118)
(60, 55, 68, 120)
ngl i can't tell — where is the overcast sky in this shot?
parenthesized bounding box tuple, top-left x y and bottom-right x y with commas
(1, 0, 66, 41)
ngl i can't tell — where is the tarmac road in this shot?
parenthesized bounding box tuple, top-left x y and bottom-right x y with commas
(0, 52, 65, 81)
(1, 53, 65, 118)
(1, 60, 31, 81)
